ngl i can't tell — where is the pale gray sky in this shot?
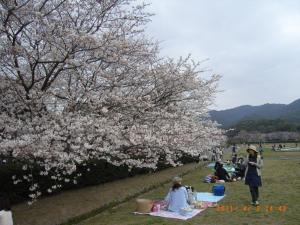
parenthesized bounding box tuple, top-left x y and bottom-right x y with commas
(142, 0, 300, 110)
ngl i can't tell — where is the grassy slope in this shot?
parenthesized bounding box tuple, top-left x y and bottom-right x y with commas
(78, 147, 300, 225)
(12, 163, 200, 225)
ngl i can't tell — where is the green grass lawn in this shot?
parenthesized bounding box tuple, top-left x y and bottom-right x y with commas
(77, 147, 300, 225)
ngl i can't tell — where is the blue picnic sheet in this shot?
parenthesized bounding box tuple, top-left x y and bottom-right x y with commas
(207, 162, 235, 174)
(196, 192, 225, 202)
(207, 162, 215, 169)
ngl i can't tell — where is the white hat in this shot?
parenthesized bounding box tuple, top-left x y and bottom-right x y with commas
(247, 145, 258, 153)
(172, 176, 182, 184)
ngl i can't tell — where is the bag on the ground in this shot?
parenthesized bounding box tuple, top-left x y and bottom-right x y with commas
(204, 175, 217, 183)
(204, 175, 210, 183)
(152, 200, 168, 210)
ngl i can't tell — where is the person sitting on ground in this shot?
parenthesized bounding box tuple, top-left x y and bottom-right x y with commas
(272, 144, 275, 151)
(0, 193, 13, 225)
(234, 161, 246, 179)
(214, 162, 231, 182)
(214, 161, 222, 171)
(232, 154, 238, 164)
(165, 176, 189, 212)
(237, 157, 244, 164)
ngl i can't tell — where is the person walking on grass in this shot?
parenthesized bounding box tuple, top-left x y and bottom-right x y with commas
(232, 144, 236, 156)
(244, 145, 263, 206)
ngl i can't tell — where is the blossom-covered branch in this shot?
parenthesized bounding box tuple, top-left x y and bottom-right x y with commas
(0, 0, 225, 203)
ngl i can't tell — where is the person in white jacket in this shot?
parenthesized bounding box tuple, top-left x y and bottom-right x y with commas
(0, 194, 13, 225)
(164, 176, 189, 213)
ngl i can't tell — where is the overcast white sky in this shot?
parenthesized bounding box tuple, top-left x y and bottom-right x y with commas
(141, 0, 300, 110)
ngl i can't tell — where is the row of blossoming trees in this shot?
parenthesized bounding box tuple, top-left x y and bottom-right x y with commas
(0, 0, 225, 203)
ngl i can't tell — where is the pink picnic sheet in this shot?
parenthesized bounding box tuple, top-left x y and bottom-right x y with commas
(134, 201, 215, 220)
(149, 208, 205, 220)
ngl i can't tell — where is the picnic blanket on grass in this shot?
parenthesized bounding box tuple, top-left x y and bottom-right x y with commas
(196, 192, 225, 202)
(134, 193, 224, 220)
(207, 162, 215, 169)
(149, 208, 205, 220)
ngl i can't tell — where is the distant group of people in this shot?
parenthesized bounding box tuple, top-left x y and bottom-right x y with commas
(271, 143, 299, 151)
(231, 143, 264, 156)
(272, 143, 287, 151)
(211, 147, 223, 162)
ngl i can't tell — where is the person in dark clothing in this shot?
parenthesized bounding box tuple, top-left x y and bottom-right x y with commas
(234, 161, 246, 179)
(214, 161, 221, 171)
(272, 144, 275, 151)
(211, 149, 216, 161)
(214, 162, 231, 182)
(232, 144, 236, 156)
(244, 145, 263, 206)
(232, 154, 238, 164)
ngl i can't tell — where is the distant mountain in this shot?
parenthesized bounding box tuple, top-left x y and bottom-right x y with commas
(209, 98, 300, 128)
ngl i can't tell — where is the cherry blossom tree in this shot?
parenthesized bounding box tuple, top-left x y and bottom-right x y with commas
(0, 0, 225, 203)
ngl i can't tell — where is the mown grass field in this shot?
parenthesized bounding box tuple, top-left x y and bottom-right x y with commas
(77, 145, 300, 225)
